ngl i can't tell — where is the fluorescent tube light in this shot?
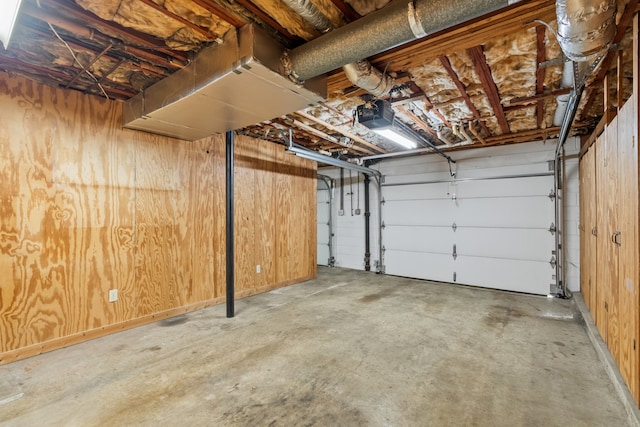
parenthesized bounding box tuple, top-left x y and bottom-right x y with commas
(0, 0, 23, 49)
(373, 128, 417, 149)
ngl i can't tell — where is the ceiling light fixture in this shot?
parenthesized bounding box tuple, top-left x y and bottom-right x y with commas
(371, 128, 417, 149)
(355, 99, 417, 149)
(0, 0, 23, 49)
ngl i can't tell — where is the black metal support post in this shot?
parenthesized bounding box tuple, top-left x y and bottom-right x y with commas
(364, 173, 371, 271)
(225, 131, 235, 318)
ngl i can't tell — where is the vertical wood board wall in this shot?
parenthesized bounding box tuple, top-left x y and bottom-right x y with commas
(0, 72, 317, 362)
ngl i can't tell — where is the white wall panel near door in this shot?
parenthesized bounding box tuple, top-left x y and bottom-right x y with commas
(380, 141, 560, 295)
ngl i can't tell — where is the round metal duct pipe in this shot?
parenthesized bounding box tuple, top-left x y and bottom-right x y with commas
(282, 0, 509, 81)
(556, 0, 616, 62)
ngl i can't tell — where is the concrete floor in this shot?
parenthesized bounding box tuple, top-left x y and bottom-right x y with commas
(0, 267, 631, 426)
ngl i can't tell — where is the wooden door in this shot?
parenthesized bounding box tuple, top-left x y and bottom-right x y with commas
(580, 147, 597, 313)
(617, 98, 639, 401)
(580, 151, 589, 308)
(606, 118, 621, 364)
(595, 134, 609, 340)
(587, 148, 598, 316)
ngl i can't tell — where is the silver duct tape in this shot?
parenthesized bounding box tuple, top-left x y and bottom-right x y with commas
(408, 2, 427, 38)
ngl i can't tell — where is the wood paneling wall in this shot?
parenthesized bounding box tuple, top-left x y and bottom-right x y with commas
(0, 72, 317, 363)
(580, 96, 639, 404)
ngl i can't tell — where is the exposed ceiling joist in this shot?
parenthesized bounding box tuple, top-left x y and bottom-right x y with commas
(296, 110, 386, 154)
(38, 0, 188, 65)
(509, 88, 572, 106)
(137, 0, 221, 39)
(439, 55, 491, 135)
(467, 45, 510, 134)
(328, 0, 361, 22)
(232, 0, 304, 43)
(190, 0, 247, 28)
(535, 25, 546, 129)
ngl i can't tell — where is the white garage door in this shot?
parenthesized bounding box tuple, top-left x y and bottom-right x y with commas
(317, 179, 332, 266)
(382, 174, 556, 295)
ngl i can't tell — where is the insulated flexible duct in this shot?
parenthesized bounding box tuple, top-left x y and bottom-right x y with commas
(556, 0, 616, 62)
(283, 0, 508, 81)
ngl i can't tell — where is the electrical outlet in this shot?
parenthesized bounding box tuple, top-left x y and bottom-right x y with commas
(256, 264, 261, 273)
(338, 209, 344, 216)
(108, 289, 118, 303)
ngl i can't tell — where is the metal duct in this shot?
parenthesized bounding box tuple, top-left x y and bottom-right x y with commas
(283, 0, 509, 81)
(553, 61, 574, 126)
(123, 25, 326, 141)
(282, 0, 333, 33)
(343, 61, 395, 97)
(556, 0, 616, 62)
(282, 0, 394, 97)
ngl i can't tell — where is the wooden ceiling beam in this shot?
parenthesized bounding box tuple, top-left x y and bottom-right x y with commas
(593, 0, 638, 83)
(295, 110, 386, 154)
(579, 0, 637, 119)
(467, 45, 510, 134)
(535, 25, 546, 129)
(327, 0, 361, 22)
(439, 55, 491, 135)
(190, 0, 247, 28)
(22, 5, 179, 72)
(232, 0, 304, 43)
(509, 87, 572, 105)
(137, 0, 221, 39)
(64, 43, 112, 89)
(39, 0, 188, 65)
(327, 0, 556, 93)
(395, 105, 437, 137)
(281, 117, 374, 155)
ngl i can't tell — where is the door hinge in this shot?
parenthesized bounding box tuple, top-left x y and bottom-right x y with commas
(381, 221, 386, 229)
(452, 222, 457, 232)
(549, 223, 556, 235)
(452, 244, 457, 260)
(453, 272, 457, 282)
(550, 256, 556, 268)
(548, 190, 556, 201)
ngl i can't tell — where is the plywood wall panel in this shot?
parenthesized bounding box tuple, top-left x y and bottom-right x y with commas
(579, 152, 590, 309)
(586, 147, 598, 318)
(606, 120, 620, 365)
(234, 137, 258, 292)
(254, 138, 277, 288)
(275, 148, 294, 285)
(189, 138, 219, 303)
(617, 97, 639, 400)
(595, 134, 610, 341)
(212, 136, 227, 299)
(0, 71, 317, 361)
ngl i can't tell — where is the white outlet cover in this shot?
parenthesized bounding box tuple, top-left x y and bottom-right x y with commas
(109, 289, 118, 302)
(256, 264, 261, 273)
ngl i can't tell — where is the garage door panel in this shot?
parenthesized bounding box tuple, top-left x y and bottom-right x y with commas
(381, 172, 554, 295)
(384, 226, 452, 254)
(455, 176, 552, 198)
(455, 256, 552, 294)
(454, 197, 553, 228)
(385, 250, 455, 283)
(454, 228, 553, 261)
(384, 199, 456, 226)
(383, 182, 450, 201)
